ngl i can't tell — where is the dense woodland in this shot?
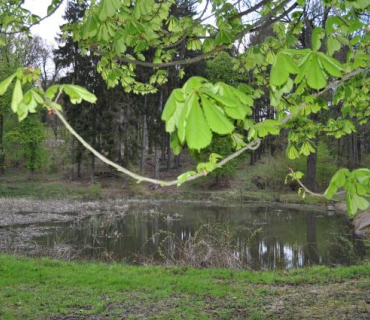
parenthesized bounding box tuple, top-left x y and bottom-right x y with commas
(0, 0, 370, 210)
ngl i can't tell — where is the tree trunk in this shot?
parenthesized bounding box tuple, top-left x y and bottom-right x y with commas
(154, 145, 160, 179)
(69, 137, 75, 181)
(177, 153, 181, 167)
(140, 113, 147, 174)
(305, 149, 317, 191)
(166, 134, 171, 171)
(0, 115, 5, 175)
(347, 134, 355, 170)
(90, 153, 95, 184)
(357, 135, 362, 165)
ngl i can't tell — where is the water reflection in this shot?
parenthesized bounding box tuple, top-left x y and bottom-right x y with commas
(32, 203, 364, 270)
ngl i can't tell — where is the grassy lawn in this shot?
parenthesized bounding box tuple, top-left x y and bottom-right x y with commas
(1, 254, 370, 319)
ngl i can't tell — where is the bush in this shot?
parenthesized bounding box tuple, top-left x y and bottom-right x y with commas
(247, 141, 339, 192)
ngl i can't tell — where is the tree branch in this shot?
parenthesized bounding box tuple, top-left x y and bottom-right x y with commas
(52, 105, 261, 186)
(0, 0, 64, 35)
(43, 64, 368, 187)
(117, 0, 293, 68)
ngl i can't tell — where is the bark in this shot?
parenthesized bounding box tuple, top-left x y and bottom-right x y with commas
(77, 156, 82, 178)
(0, 115, 4, 175)
(90, 153, 95, 184)
(69, 137, 75, 181)
(154, 145, 160, 180)
(305, 148, 317, 191)
(140, 113, 147, 174)
(166, 134, 172, 171)
(357, 135, 362, 164)
(347, 133, 355, 170)
(177, 153, 181, 167)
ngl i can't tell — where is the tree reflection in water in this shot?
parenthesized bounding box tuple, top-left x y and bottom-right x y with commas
(30, 203, 365, 270)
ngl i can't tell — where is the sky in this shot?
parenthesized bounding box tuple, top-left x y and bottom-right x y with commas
(22, 0, 67, 47)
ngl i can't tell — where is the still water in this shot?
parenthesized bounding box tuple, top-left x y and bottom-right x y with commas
(33, 202, 364, 270)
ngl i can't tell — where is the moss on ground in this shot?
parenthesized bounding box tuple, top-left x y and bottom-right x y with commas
(0, 254, 370, 319)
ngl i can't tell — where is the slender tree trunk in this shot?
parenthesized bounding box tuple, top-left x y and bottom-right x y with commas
(347, 134, 355, 170)
(140, 113, 147, 174)
(305, 148, 317, 191)
(77, 157, 82, 178)
(154, 145, 160, 179)
(166, 134, 172, 171)
(0, 115, 5, 175)
(90, 153, 95, 184)
(250, 152, 255, 165)
(357, 135, 362, 165)
(69, 137, 75, 181)
(177, 153, 181, 167)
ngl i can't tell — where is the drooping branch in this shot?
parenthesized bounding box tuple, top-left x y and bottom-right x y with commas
(52, 106, 261, 186)
(288, 168, 325, 197)
(43, 63, 368, 187)
(281, 65, 370, 125)
(117, 0, 293, 68)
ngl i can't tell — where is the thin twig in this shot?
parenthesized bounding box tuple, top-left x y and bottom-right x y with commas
(288, 168, 325, 197)
(116, 0, 293, 68)
(1, 0, 64, 35)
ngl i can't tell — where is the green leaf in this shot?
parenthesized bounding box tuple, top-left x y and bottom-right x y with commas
(287, 144, 300, 159)
(170, 132, 182, 156)
(307, 54, 327, 89)
(229, 86, 253, 106)
(223, 104, 248, 120)
(47, 0, 63, 14)
(177, 171, 196, 186)
(231, 133, 247, 150)
(327, 36, 341, 56)
(299, 141, 315, 156)
(215, 30, 233, 45)
(270, 53, 299, 87)
(318, 53, 343, 78)
(45, 85, 62, 100)
(63, 85, 97, 104)
(185, 95, 212, 150)
(201, 95, 235, 135)
(0, 73, 16, 96)
(312, 27, 325, 51)
(324, 184, 338, 200)
(99, 0, 121, 21)
(11, 79, 23, 113)
(183, 77, 208, 94)
(187, 39, 202, 51)
(353, 194, 369, 211)
(332, 168, 349, 188)
(255, 120, 280, 137)
(295, 52, 312, 84)
(134, 0, 154, 19)
(346, 194, 356, 216)
(162, 89, 179, 121)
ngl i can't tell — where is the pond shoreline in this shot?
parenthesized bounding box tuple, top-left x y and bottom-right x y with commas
(0, 197, 329, 228)
(0, 198, 359, 270)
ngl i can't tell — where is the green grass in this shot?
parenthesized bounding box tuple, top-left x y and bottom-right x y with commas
(0, 181, 104, 200)
(1, 254, 370, 319)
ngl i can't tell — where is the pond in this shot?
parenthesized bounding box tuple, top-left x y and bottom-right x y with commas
(2, 201, 363, 270)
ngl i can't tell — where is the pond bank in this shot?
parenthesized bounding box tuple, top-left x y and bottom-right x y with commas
(2, 199, 342, 267)
(1, 254, 370, 319)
